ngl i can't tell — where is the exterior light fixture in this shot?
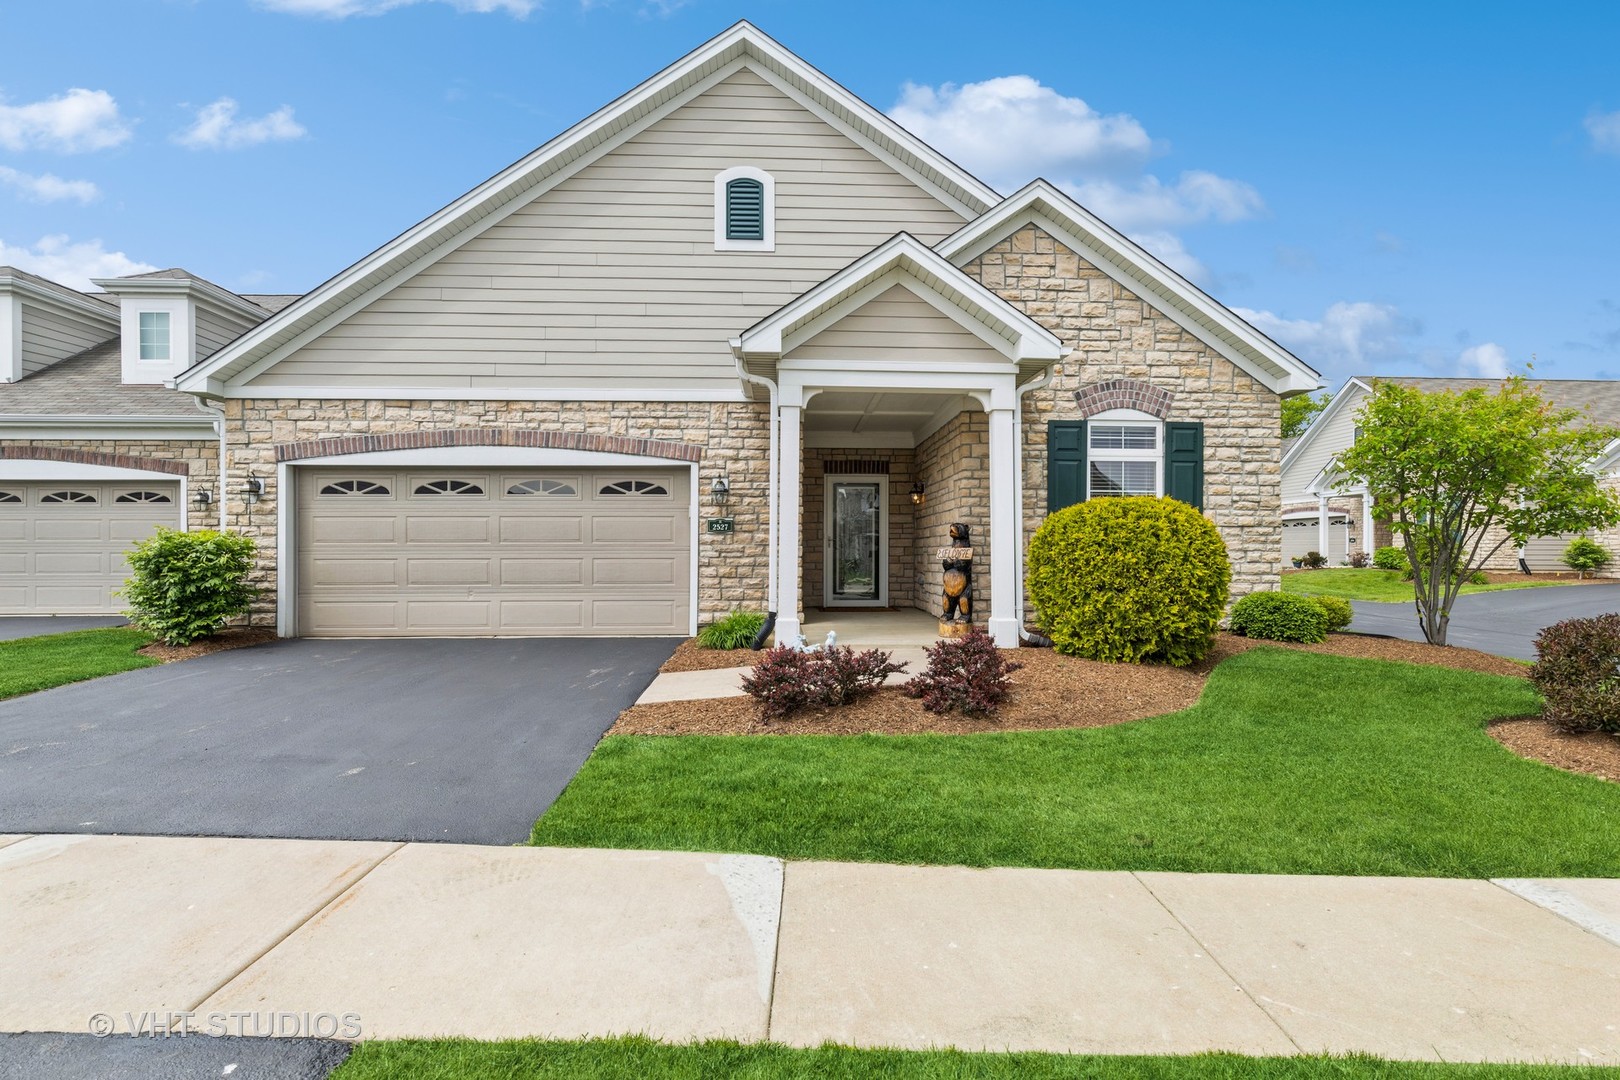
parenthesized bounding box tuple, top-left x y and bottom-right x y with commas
(194, 489, 213, 506)
(244, 477, 264, 503)
(910, 482, 926, 507)
(710, 476, 730, 505)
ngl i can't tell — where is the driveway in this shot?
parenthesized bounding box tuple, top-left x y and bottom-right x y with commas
(1349, 583, 1620, 660)
(0, 616, 127, 641)
(0, 637, 676, 845)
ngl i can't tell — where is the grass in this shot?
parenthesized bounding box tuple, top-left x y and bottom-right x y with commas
(1281, 568, 1572, 603)
(332, 1038, 1620, 1079)
(532, 649, 1620, 878)
(0, 627, 157, 700)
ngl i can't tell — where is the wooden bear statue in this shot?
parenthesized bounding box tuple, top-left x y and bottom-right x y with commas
(940, 522, 973, 623)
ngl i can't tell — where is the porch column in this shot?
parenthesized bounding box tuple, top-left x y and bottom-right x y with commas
(987, 406, 1020, 648)
(775, 401, 803, 647)
(1317, 493, 1331, 560)
(1362, 491, 1375, 554)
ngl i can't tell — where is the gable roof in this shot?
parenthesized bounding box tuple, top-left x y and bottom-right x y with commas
(175, 21, 1001, 396)
(735, 232, 1063, 370)
(935, 180, 1321, 396)
(92, 267, 274, 321)
(0, 266, 119, 323)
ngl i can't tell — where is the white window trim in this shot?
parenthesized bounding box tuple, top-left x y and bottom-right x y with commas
(138, 311, 172, 362)
(714, 165, 775, 252)
(1087, 408, 1163, 499)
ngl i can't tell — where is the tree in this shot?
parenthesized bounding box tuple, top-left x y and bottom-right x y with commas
(1334, 378, 1620, 645)
(1282, 392, 1331, 439)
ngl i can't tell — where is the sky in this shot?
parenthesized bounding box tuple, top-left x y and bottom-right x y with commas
(2, 0, 1617, 393)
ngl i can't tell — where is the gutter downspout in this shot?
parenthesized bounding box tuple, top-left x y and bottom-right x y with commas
(732, 343, 779, 645)
(1014, 364, 1057, 647)
(193, 396, 227, 530)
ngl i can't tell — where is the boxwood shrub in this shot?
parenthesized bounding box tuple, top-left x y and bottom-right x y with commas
(1227, 591, 1329, 644)
(120, 528, 257, 646)
(1026, 496, 1230, 666)
(1311, 594, 1354, 632)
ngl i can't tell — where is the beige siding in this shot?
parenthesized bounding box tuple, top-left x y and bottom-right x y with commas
(1522, 532, 1584, 573)
(786, 284, 1004, 364)
(195, 301, 259, 360)
(247, 68, 968, 392)
(19, 300, 115, 376)
(1281, 385, 1367, 503)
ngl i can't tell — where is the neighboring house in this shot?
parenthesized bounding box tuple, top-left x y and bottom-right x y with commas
(1280, 375, 1620, 571)
(1, 22, 1319, 643)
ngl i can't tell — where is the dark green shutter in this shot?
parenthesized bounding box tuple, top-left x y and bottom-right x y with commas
(1047, 420, 1087, 512)
(1164, 421, 1204, 510)
(725, 178, 765, 240)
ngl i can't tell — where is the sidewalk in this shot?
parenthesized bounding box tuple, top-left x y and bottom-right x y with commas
(2, 832, 1617, 1062)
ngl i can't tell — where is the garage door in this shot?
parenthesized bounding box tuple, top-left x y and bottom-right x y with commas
(0, 480, 182, 614)
(1282, 516, 1348, 563)
(296, 467, 691, 637)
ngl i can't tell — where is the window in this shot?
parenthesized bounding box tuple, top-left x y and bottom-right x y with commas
(320, 479, 391, 497)
(41, 490, 97, 505)
(713, 166, 774, 251)
(138, 312, 171, 361)
(114, 490, 173, 504)
(506, 479, 577, 497)
(598, 479, 669, 497)
(0, 491, 19, 504)
(1087, 412, 1162, 499)
(413, 479, 484, 496)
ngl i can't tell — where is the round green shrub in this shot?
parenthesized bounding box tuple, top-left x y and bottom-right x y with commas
(1227, 591, 1328, 643)
(1026, 496, 1230, 666)
(1563, 537, 1611, 578)
(120, 527, 257, 646)
(1372, 546, 1406, 571)
(1310, 595, 1354, 632)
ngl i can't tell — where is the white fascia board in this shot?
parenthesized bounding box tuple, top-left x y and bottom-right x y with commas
(1279, 377, 1373, 476)
(214, 385, 749, 402)
(1586, 436, 1620, 476)
(0, 274, 120, 329)
(179, 22, 996, 395)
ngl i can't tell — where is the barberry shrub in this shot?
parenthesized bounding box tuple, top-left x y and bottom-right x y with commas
(740, 645, 907, 719)
(905, 627, 1022, 716)
(1300, 550, 1328, 569)
(120, 528, 257, 646)
(1531, 614, 1620, 733)
(1346, 549, 1371, 568)
(1227, 591, 1328, 644)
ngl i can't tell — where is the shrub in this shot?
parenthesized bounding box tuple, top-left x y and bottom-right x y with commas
(1469, 570, 1489, 585)
(120, 528, 256, 646)
(1373, 546, 1407, 571)
(1563, 537, 1612, 579)
(1300, 550, 1328, 570)
(1227, 591, 1328, 644)
(1311, 595, 1354, 633)
(1531, 614, 1620, 733)
(1026, 496, 1230, 666)
(696, 610, 767, 650)
(1347, 549, 1371, 569)
(740, 645, 907, 719)
(904, 627, 1023, 715)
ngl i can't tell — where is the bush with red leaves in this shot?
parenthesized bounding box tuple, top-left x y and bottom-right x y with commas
(1531, 614, 1620, 733)
(740, 645, 908, 720)
(904, 627, 1023, 716)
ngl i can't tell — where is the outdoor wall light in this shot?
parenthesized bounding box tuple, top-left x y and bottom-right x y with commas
(243, 477, 264, 503)
(710, 476, 730, 505)
(194, 488, 213, 507)
(910, 482, 926, 507)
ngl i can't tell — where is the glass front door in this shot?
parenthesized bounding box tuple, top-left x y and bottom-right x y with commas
(826, 478, 884, 605)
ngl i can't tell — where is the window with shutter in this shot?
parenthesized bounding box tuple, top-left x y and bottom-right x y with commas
(725, 178, 764, 240)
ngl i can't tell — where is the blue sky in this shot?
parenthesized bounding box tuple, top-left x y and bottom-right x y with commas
(2, 0, 1616, 391)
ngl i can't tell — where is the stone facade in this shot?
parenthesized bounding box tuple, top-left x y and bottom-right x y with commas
(219, 398, 771, 624)
(962, 224, 1284, 599)
(911, 412, 989, 621)
(0, 437, 219, 531)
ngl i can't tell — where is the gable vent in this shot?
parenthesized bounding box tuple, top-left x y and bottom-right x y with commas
(725, 177, 766, 241)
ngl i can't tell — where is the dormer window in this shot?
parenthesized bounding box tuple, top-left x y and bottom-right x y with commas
(138, 312, 171, 361)
(714, 166, 774, 252)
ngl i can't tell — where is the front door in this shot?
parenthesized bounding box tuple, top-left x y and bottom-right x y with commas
(824, 475, 886, 607)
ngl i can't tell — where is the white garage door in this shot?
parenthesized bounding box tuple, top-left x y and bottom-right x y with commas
(0, 480, 182, 614)
(1282, 516, 1349, 563)
(296, 467, 691, 637)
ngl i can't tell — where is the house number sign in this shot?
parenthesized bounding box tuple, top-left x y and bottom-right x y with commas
(706, 517, 736, 534)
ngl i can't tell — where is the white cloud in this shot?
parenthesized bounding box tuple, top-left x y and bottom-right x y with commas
(1457, 342, 1512, 378)
(1586, 109, 1620, 155)
(255, 0, 536, 15)
(175, 99, 307, 150)
(1235, 301, 1419, 372)
(0, 235, 158, 291)
(0, 88, 131, 153)
(0, 166, 98, 203)
(1063, 171, 1264, 233)
(1129, 231, 1206, 281)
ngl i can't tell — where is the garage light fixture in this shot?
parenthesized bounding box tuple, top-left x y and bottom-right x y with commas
(243, 477, 264, 503)
(194, 489, 212, 506)
(710, 476, 730, 505)
(910, 482, 926, 507)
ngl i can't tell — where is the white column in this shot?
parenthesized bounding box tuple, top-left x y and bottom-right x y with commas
(775, 402, 803, 647)
(1317, 493, 1331, 560)
(1362, 491, 1374, 555)
(987, 406, 1020, 648)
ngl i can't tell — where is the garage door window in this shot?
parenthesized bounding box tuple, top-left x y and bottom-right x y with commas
(115, 490, 173, 504)
(506, 478, 578, 497)
(0, 491, 18, 504)
(320, 479, 392, 497)
(599, 479, 669, 497)
(413, 479, 484, 496)
(40, 490, 97, 505)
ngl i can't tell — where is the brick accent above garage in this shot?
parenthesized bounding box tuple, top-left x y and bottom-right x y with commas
(274, 427, 706, 463)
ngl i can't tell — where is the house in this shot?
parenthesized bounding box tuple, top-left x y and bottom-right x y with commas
(1280, 375, 1620, 571)
(1, 22, 1318, 645)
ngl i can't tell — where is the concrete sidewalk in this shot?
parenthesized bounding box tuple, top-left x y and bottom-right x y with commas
(2, 833, 1618, 1062)
(636, 646, 929, 705)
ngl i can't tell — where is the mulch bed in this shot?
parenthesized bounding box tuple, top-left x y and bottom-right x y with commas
(661, 638, 768, 672)
(1489, 718, 1620, 783)
(136, 626, 278, 663)
(616, 631, 1529, 737)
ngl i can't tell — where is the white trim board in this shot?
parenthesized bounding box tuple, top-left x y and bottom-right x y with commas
(218, 386, 751, 403)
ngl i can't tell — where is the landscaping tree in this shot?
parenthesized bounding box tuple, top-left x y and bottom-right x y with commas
(1562, 537, 1612, 580)
(1334, 377, 1620, 646)
(1281, 391, 1331, 439)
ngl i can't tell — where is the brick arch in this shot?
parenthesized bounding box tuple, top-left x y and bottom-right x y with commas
(0, 446, 189, 475)
(273, 427, 705, 464)
(1072, 379, 1174, 420)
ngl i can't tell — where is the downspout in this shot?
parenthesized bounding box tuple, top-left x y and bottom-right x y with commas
(1014, 364, 1057, 647)
(732, 343, 779, 647)
(193, 396, 227, 530)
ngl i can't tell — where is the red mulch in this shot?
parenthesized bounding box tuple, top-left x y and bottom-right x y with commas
(136, 626, 278, 662)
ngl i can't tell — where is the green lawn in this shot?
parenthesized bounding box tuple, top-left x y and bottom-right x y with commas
(0, 627, 157, 700)
(532, 649, 1620, 878)
(333, 1038, 1618, 1079)
(1282, 568, 1571, 603)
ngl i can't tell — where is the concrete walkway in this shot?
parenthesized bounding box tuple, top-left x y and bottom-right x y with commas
(2, 833, 1617, 1062)
(636, 646, 928, 705)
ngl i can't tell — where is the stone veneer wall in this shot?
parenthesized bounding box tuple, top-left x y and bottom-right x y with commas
(962, 225, 1283, 600)
(219, 399, 771, 624)
(802, 448, 916, 611)
(0, 438, 219, 531)
(911, 411, 989, 620)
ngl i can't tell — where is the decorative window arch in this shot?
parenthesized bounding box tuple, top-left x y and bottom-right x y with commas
(320, 479, 391, 497)
(506, 478, 578, 497)
(1086, 408, 1163, 499)
(714, 166, 775, 252)
(598, 479, 669, 497)
(0, 491, 19, 504)
(115, 490, 173, 504)
(41, 490, 98, 505)
(413, 479, 484, 496)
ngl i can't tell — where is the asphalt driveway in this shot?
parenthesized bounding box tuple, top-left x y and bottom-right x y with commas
(1349, 582, 1620, 660)
(0, 616, 126, 641)
(0, 636, 676, 845)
